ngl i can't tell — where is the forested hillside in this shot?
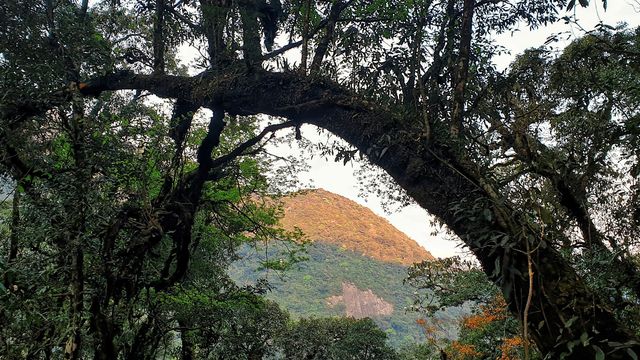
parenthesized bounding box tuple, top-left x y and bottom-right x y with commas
(231, 242, 437, 347)
(232, 189, 439, 346)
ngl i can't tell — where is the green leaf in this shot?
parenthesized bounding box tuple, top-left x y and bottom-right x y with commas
(580, 331, 589, 345)
(564, 316, 578, 328)
(540, 207, 552, 224)
(593, 345, 605, 360)
(482, 208, 492, 221)
(379, 146, 388, 159)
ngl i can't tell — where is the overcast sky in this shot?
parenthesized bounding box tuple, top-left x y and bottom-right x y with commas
(267, 1, 640, 259)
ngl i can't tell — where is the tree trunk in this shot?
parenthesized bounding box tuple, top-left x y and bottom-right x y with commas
(178, 319, 194, 360)
(238, 0, 262, 67)
(152, 0, 166, 74)
(309, 108, 640, 359)
(72, 69, 640, 358)
(8, 184, 19, 261)
(213, 70, 640, 358)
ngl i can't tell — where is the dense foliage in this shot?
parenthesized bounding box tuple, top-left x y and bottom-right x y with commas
(407, 257, 540, 359)
(231, 241, 432, 347)
(0, 92, 304, 358)
(277, 317, 397, 360)
(2, 0, 639, 358)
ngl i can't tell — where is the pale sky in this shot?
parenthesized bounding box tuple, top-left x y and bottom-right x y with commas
(266, 1, 640, 258)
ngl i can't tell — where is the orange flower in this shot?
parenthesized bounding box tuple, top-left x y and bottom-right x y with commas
(461, 295, 509, 330)
(462, 313, 499, 329)
(498, 336, 525, 360)
(450, 341, 482, 360)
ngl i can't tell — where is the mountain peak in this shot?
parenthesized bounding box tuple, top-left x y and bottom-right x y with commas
(280, 189, 434, 265)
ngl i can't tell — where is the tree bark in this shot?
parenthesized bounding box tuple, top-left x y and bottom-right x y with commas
(239, 0, 263, 67)
(309, 1, 345, 73)
(178, 319, 194, 360)
(450, 0, 474, 138)
(152, 0, 166, 74)
(200, 0, 231, 66)
(65, 95, 88, 360)
(89, 296, 116, 360)
(8, 185, 19, 262)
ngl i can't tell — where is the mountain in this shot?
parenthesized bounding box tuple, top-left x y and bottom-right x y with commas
(230, 189, 436, 347)
(279, 189, 433, 265)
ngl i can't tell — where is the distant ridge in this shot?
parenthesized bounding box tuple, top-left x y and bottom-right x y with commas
(279, 189, 434, 265)
(231, 189, 437, 346)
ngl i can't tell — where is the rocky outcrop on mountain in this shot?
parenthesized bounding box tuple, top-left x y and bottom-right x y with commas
(279, 189, 434, 265)
(326, 282, 394, 318)
(233, 189, 437, 345)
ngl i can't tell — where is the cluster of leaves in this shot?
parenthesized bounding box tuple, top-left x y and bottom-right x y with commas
(449, 296, 534, 360)
(0, 19, 306, 355)
(156, 288, 290, 359)
(406, 257, 540, 360)
(0, 103, 305, 358)
(0, 2, 316, 358)
(278, 317, 397, 360)
(405, 257, 496, 315)
(479, 27, 640, 335)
